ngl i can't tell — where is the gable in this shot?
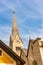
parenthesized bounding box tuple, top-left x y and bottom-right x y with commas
(12, 34, 23, 56)
(14, 34, 23, 46)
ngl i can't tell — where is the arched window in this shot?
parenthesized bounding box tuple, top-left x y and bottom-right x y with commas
(33, 60, 37, 65)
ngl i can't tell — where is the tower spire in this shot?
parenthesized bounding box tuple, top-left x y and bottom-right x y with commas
(12, 11, 19, 36)
(10, 11, 23, 56)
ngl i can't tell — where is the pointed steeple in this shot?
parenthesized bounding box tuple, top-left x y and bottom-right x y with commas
(12, 11, 19, 36)
(10, 11, 23, 56)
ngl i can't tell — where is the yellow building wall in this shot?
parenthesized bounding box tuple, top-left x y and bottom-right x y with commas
(0, 48, 17, 65)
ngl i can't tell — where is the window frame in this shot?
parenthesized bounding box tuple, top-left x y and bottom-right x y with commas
(16, 47, 21, 51)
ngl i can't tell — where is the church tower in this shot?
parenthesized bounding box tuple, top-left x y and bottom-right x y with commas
(10, 11, 23, 56)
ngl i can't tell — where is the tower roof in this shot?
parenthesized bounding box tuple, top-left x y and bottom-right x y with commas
(12, 11, 19, 36)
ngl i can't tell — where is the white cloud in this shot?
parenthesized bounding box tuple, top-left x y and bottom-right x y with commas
(0, 0, 43, 48)
(0, 0, 21, 11)
(0, 25, 11, 46)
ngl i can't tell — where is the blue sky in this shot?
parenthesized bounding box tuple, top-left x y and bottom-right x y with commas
(0, 0, 43, 48)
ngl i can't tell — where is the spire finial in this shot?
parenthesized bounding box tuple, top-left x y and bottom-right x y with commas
(13, 9, 15, 14)
(13, 11, 15, 14)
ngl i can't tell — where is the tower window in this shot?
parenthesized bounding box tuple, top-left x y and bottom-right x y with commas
(16, 47, 21, 51)
(16, 40, 19, 43)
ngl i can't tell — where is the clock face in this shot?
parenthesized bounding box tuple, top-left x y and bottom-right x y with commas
(15, 35, 20, 42)
(14, 35, 23, 47)
(16, 40, 19, 43)
(16, 35, 19, 38)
